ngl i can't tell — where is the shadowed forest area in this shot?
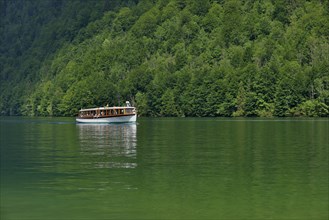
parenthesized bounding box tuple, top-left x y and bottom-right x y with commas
(1, 0, 328, 117)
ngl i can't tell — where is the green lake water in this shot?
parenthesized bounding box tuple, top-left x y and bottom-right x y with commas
(0, 117, 328, 220)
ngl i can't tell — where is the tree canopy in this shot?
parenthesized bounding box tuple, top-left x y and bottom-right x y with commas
(1, 0, 328, 117)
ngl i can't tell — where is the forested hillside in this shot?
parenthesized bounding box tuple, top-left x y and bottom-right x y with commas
(1, 0, 329, 117)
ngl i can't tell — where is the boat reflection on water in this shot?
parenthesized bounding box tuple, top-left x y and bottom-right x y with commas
(77, 123, 137, 169)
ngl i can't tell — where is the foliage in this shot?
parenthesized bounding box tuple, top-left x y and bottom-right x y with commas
(1, 0, 328, 117)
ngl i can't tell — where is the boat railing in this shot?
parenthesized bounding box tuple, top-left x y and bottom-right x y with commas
(79, 107, 135, 118)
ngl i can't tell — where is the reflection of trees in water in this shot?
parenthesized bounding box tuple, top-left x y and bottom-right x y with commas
(77, 124, 137, 169)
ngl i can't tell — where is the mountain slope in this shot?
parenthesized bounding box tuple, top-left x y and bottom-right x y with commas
(1, 0, 329, 117)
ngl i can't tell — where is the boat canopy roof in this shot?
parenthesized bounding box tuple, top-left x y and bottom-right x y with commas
(79, 106, 135, 112)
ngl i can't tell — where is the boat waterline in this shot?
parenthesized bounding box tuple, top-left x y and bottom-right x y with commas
(76, 114, 137, 123)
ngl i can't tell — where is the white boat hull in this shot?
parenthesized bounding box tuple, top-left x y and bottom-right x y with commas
(76, 114, 137, 124)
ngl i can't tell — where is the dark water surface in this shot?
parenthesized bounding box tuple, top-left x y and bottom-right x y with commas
(1, 117, 328, 220)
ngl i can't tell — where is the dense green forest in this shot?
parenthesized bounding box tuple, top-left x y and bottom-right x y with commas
(1, 0, 329, 117)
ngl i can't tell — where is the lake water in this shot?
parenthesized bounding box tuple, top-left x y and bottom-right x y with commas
(0, 117, 328, 220)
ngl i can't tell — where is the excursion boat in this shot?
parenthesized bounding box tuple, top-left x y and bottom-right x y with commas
(76, 101, 137, 123)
